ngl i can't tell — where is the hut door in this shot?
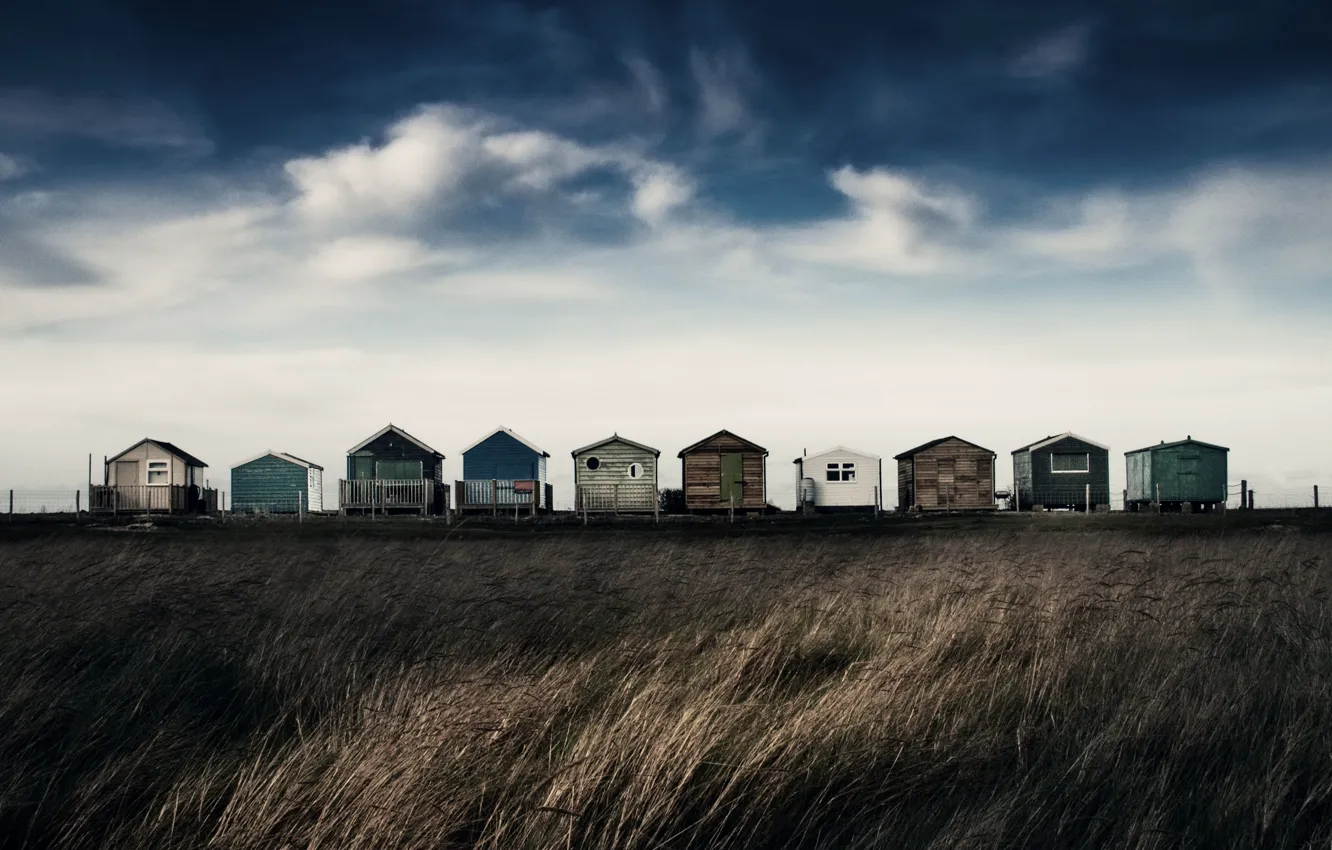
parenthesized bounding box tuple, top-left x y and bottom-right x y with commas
(116, 461, 139, 486)
(720, 453, 745, 506)
(937, 459, 956, 508)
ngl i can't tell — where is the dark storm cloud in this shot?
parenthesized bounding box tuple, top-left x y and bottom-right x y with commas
(0, 0, 1328, 213)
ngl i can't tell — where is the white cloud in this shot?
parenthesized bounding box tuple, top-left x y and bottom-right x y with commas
(1011, 24, 1094, 79)
(630, 166, 694, 224)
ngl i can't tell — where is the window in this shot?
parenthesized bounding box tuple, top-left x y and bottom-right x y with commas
(1179, 455, 1199, 475)
(627, 462, 643, 479)
(826, 462, 856, 482)
(586, 456, 601, 471)
(147, 460, 169, 485)
(376, 460, 423, 480)
(1051, 453, 1090, 473)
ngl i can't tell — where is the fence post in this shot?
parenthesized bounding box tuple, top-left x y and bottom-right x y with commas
(1155, 483, 1161, 514)
(654, 486, 660, 525)
(298, 490, 303, 524)
(7, 489, 11, 523)
(612, 483, 619, 516)
(1085, 484, 1090, 515)
(730, 491, 735, 524)
(1248, 489, 1255, 511)
(1240, 480, 1248, 509)
(492, 479, 498, 517)
(1315, 485, 1320, 509)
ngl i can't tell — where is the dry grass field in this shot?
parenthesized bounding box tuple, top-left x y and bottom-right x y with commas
(2, 521, 1331, 849)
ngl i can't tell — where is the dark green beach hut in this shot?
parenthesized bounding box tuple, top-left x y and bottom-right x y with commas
(1125, 437, 1229, 513)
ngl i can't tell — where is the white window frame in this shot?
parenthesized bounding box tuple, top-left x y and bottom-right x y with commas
(1050, 453, 1090, 474)
(146, 460, 170, 485)
(626, 462, 643, 479)
(841, 462, 856, 482)
(826, 462, 856, 483)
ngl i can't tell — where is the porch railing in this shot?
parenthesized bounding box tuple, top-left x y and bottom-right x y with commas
(338, 479, 444, 515)
(575, 483, 658, 513)
(90, 485, 217, 514)
(455, 480, 552, 513)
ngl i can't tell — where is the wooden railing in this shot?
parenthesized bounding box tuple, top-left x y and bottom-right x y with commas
(455, 480, 551, 513)
(90, 485, 218, 514)
(338, 479, 444, 515)
(575, 483, 658, 513)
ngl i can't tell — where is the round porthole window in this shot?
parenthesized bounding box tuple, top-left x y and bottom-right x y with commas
(627, 463, 643, 479)
(586, 457, 601, 471)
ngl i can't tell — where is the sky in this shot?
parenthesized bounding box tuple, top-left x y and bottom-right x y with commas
(1, 0, 1330, 510)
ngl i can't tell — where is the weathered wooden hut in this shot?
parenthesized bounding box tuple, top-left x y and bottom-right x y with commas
(678, 430, 768, 512)
(793, 446, 883, 513)
(1125, 436, 1229, 512)
(457, 426, 552, 513)
(340, 424, 447, 515)
(91, 438, 217, 514)
(1011, 432, 1110, 511)
(572, 434, 660, 513)
(231, 451, 324, 514)
(895, 436, 997, 512)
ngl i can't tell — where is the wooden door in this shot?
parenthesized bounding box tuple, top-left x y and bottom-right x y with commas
(116, 461, 139, 485)
(937, 459, 956, 508)
(720, 453, 745, 507)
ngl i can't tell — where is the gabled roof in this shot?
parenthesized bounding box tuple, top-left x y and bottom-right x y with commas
(677, 429, 768, 458)
(893, 436, 993, 461)
(571, 433, 660, 457)
(1126, 437, 1230, 455)
(1011, 432, 1110, 454)
(232, 450, 324, 471)
(108, 438, 207, 468)
(792, 445, 881, 463)
(461, 426, 550, 458)
(347, 424, 444, 457)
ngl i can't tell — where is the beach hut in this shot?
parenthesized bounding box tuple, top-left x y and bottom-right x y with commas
(1125, 436, 1229, 513)
(572, 434, 660, 513)
(793, 446, 883, 513)
(894, 436, 997, 512)
(231, 451, 324, 514)
(678, 430, 768, 512)
(91, 438, 217, 514)
(340, 424, 447, 515)
(1011, 432, 1110, 511)
(457, 426, 552, 513)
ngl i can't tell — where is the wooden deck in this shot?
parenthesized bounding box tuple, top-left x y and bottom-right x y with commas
(338, 479, 447, 516)
(455, 480, 553, 514)
(90, 485, 218, 514)
(575, 483, 658, 514)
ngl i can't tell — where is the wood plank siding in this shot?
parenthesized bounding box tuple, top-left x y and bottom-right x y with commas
(1012, 433, 1111, 510)
(573, 436, 659, 513)
(343, 425, 447, 515)
(678, 430, 768, 511)
(895, 437, 996, 512)
(231, 452, 322, 514)
(1125, 438, 1229, 507)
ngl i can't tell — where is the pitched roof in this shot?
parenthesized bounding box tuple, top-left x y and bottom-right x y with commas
(347, 424, 443, 457)
(108, 438, 207, 468)
(232, 450, 324, 471)
(792, 445, 881, 463)
(461, 426, 550, 458)
(1125, 437, 1230, 455)
(1011, 432, 1110, 454)
(677, 429, 768, 458)
(893, 436, 993, 460)
(571, 433, 661, 457)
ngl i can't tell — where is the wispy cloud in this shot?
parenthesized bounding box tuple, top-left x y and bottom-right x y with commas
(0, 152, 31, 180)
(689, 47, 763, 142)
(1010, 24, 1094, 80)
(0, 89, 212, 155)
(622, 53, 668, 114)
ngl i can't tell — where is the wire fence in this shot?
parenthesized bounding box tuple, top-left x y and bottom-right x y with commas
(1, 489, 84, 514)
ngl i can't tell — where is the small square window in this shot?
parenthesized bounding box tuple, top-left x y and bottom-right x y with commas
(147, 461, 169, 485)
(841, 463, 856, 482)
(826, 463, 840, 482)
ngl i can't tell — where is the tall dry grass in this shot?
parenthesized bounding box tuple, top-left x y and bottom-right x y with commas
(1, 528, 1330, 849)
